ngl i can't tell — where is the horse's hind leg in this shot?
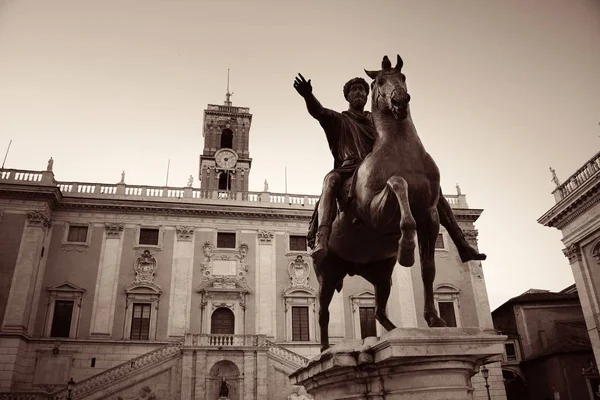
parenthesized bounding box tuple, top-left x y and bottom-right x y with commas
(417, 207, 446, 327)
(386, 176, 417, 267)
(317, 252, 347, 352)
(362, 257, 397, 331)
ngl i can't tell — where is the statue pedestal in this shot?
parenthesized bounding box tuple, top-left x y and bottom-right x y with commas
(289, 328, 506, 400)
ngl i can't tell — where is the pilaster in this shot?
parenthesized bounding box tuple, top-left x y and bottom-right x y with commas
(168, 226, 195, 337)
(465, 230, 494, 330)
(2, 210, 52, 334)
(243, 351, 255, 400)
(391, 262, 418, 327)
(256, 230, 275, 337)
(89, 223, 125, 338)
(564, 242, 600, 367)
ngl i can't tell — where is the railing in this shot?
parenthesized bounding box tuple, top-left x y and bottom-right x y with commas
(0, 168, 468, 209)
(50, 340, 183, 400)
(265, 340, 309, 368)
(184, 333, 265, 347)
(206, 104, 250, 114)
(554, 151, 600, 201)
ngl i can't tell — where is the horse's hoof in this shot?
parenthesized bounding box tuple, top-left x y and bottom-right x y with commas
(427, 315, 447, 327)
(459, 247, 487, 263)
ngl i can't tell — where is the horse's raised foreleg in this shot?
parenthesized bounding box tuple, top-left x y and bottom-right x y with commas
(417, 207, 446, 327)
(316, 253, 347, 352)
(386, 176, 417, 267)
(361, 257, 397, 332)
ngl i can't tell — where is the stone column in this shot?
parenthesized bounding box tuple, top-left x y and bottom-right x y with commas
(564, 243, 600, 368)
(243, 351, 255, 400)
(390, 262, 418, 327)
(465, 230, 494, 330)
(2, 210, 52, 334)
(290, 328, 507, 400)
(256, 230, 275, 337)
(89, 223, 125, 338)
(168, 226, 195, 337)
(256, 350, 268, 399)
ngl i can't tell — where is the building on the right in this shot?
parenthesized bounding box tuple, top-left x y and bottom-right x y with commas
(538, 150, 600, 360)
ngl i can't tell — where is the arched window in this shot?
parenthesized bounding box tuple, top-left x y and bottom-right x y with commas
(220, 129, 233, 149)
(218, 172, 232, 191)
(211, 307, 235, 334)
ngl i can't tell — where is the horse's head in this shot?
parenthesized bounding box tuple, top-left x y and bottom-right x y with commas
(365, 55, 411, 120)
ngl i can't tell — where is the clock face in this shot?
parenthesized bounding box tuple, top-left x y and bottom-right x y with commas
(215, 149, 238, 169)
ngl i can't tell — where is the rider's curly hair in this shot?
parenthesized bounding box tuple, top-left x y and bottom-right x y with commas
(343, 77, 369, 101)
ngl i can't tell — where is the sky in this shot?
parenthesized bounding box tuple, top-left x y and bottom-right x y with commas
(0, 0, 598, 310)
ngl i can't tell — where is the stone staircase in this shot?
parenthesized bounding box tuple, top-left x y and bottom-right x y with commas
(51, 340, 183, 400)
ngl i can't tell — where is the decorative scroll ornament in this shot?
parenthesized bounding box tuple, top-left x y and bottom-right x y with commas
(27, 210, 51, 228)
(463, 229, 479, 245)
(105, 223, 124, 238)
(200, 241, 250, 283)
(200, 241, 214, 276)
(175, 226, 194, 241)
(289, 255, 310, 288)
(258, 230, 274, 243)
(562, 243, 583, 264)
(133, 250, 158, 286)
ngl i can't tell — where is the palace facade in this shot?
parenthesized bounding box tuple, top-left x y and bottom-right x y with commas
(0, 96, 506, 399)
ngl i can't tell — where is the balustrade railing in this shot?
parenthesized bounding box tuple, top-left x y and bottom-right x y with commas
(0, 393, 51, 400)
(184, 333, 265, 347)
(0, 168, 467, 209)
(265, 340, 309, 368)
(554, 151, 600, 201)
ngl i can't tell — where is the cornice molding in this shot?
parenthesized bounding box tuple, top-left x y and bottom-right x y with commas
(539, 180, 600, 228)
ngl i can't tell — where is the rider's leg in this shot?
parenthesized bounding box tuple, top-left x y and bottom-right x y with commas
(437, 193, 487, 262)
(312, 171, 343, 264)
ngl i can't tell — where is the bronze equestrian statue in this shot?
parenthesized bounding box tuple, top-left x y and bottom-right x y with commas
(294, 55, 485, 351)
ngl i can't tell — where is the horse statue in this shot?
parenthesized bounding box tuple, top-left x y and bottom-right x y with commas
(317, 54, 447, 352)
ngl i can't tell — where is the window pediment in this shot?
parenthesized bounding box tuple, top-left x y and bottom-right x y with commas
(350, 290, 375, 300)
(283, 286, 316, 298)
(434, 284, 460, 294)
(125, 282, 162, 295)
(196, 277, 252, 295)
(47, 282, 86, 295)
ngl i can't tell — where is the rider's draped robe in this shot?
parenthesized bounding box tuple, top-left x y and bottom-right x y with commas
(307, 108, 377, 249)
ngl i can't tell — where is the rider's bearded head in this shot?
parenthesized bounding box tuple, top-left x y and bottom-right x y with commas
(343, 77, 369, 109)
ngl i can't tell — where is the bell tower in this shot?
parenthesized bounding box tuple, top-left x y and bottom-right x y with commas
(199, 71, 252, 191)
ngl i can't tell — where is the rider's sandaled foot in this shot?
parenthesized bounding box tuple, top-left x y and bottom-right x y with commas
(310, 226, 330, 265)
(459, 246, 487, 263)
(310, 244, 328, 266)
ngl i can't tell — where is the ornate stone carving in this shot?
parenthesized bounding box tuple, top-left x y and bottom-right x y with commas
(133, 250, 158, 287)
(258, 230, 274, 243)
(199, 241, 249, 282)
(463, 229, 478, 245)
(27, 210, 51, 228)
(105, 223, 124, 238)
(289, 255, 310, 288)
(175, 226, 194, 241)
(116, 386, 156, 400)
(563, 243, 583, 264)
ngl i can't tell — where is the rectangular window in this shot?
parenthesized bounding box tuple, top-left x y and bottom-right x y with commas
(139, 228, 159, 246)
(438, 301, 457, 327)
(130, 303, 151, 340)
(67, 225, 88, 243)
(435, 233, 445, 249)
(505, 342, 517, 362)
(50, 300, 74, 338)
(359, 307, 377, 339)
(291, 306, 309, 341)
(290, 235, 307, 252)
(217, 232, 236, 249)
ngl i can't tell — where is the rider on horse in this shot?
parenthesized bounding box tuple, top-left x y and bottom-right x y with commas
(293, 74, 485, 269)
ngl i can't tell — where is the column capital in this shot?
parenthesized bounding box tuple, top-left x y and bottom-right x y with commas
(26, 210, 51, 229)
(105, 223, 124, 238)
(258, 230, 274, 243)
(563, 243, 583, 264)
(463, 229, 479, 245)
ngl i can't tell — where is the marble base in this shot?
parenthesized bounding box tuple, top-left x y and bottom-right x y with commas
(290, 328, 506, 400)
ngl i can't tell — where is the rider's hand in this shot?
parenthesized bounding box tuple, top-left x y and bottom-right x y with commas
(294, 73, 312, 97)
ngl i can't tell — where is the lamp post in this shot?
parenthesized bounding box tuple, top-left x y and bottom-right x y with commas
(67, 377, 75, 400)
(481, 366, 491, 400)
